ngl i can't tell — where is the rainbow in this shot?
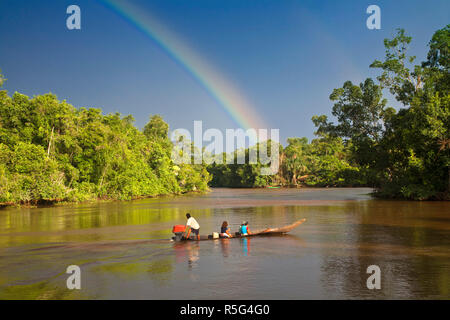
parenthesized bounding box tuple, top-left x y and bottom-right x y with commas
(100, 0, 266, 130)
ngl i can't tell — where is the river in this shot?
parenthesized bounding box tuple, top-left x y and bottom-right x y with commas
(0, 188, 448, 299)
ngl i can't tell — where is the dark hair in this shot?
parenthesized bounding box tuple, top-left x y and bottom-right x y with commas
(186, 213, 191, 218)
(221, 221, 228, 228)
(245, 222, 248, 225)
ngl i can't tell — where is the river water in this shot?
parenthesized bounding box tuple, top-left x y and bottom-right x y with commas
(0, 188, 448, 299)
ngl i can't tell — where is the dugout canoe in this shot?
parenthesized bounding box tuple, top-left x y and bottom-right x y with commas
(172, 218, 306, 241)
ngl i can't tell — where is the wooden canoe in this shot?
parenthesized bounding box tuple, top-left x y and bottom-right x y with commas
(174, 218, 306, 241)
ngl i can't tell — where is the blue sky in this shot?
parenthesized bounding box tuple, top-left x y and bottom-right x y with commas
(0, 0, 448, 144)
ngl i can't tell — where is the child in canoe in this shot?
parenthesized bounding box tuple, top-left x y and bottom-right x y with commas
(220, 221, 233, 238)
(240, 221, 251, 235)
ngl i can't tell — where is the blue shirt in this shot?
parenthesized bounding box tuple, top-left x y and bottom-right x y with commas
(240, 225, 248, 234)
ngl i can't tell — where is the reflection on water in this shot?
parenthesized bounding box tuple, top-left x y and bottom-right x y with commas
(0, 188, 449, 299)
(220, 239, 231, 258)
(241, 238, 250, 256)
(186, 243, 200, 270)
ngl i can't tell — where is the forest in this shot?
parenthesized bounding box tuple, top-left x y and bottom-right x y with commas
(0, 89, 210, 205)
(0, 25, 448, 204)
(209, 25, 449, 200)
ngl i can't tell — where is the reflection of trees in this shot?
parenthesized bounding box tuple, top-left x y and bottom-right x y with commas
(0, 279, 89, 300)
(147, 257, 175, 286)
(0, 198, 216, 233)
(0, 200, 215, 247)
(320, 201, 450, 298)
(94, 253, 175, 287)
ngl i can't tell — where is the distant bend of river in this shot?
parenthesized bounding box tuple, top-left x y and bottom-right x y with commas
(0, 188, 449, 299)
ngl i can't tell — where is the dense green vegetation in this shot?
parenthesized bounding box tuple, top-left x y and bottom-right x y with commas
(208, 135, 364, 188)
(0, 82, 210, 205)
(209, 26, 449, 200)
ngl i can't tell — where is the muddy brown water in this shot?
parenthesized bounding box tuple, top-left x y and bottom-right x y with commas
(0, 188, 449, 299)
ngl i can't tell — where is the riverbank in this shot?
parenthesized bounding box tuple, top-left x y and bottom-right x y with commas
(4, 183, 448, 209)
(0, 188, 210, 209)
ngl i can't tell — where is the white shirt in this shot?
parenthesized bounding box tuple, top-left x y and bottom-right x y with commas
(186, 217, 200, 230)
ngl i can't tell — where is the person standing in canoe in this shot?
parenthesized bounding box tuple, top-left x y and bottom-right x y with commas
(185, 213, 200, 240)
(240, 221, 251, 236)
(220, 221, 233, 238)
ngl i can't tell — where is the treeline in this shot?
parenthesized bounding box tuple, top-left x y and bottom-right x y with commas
(0, 82, 210, 205)
(208, 136, 366, 188)
(209, 26, 450, 200)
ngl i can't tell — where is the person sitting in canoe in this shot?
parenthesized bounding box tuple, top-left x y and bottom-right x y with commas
(220, 221, 233, 238)
(185, 213, 200, 240)
(240, 221, 251, 236)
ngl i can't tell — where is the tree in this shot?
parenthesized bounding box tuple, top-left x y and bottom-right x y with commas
(143, 115, 169, 140)
(0, 78, 210, 205)
(373, 27, 449, 199)
(0, 69, 5, 87)
(311, 78, 388, 172)
(309, 26, 449, 199)
(370, 28, 424, 105)
(312, 78, 387, 143)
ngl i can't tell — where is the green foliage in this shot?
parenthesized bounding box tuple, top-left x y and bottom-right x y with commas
(0, 69, 5, 88)
(313, 26, 449, 200)
(424, 24, 449, 70)
(208, 136, 364, 188)
(210, 26, 449, 199)
(143, 114, 169, 140)
(208, 141, 282, 188)
(0, 85, 209, 205)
